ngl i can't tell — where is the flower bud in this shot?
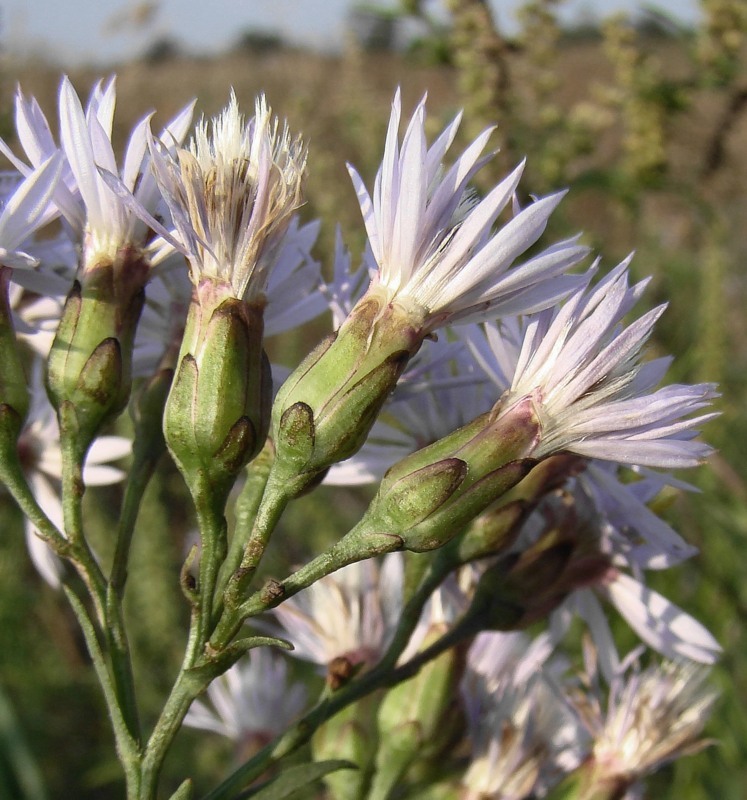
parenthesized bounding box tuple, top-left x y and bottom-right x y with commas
(46, 250, 147, 449)
(163, 279, 271, 502)
(370, 624, 464, 798)
(359, 396, 541, 553)
(311, 699, 378, 800)
(270, 289, 425, 495)
(0, 268, 29, 444)
(469, 524, 611, 632)
(438, 454, 585, 567)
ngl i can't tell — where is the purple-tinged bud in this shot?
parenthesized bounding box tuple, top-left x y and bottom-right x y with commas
(46, 248, 148, 450)
(358, 396, 541, 553)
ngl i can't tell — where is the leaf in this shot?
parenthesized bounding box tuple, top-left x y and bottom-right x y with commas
(0, 683, 48, 800)
(237, 760, 356, 800)
(168, 778, 194, 800)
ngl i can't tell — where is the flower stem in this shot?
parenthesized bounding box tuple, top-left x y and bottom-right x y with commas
(214, 441, 274, 604)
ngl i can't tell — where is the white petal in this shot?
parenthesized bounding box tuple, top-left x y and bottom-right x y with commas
(604, 572, 721, 664)
(87, 435, 132, 464)
(82, 464, 126, 486)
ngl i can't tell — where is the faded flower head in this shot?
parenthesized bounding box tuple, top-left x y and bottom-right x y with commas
(150, 91, 307, 302)
(572, 650, 717, 791)
(462, 664, 586, 799)
(184, 647, 307, 751)
(272, 553, 403, 676)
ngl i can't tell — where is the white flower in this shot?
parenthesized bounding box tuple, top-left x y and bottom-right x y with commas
(184, 647, 306, 745)
(577, 461, 698, 570)
(461, 630, 556, 724)
(263, 217, 326, 336)
(600, 573, 721, 664)
(0, 88, 82, 228)
(2, 77, 194, 271)
(272, 553, 403, 670)
(347, 89, 588, 328)
(319, 228, 373, 329)
(462, 662, 586, 799)
(572, 651, 717, 787)
(147, 91, 307, 302)
(60, 76, 194, 268)
(132, 265, 192, 377)
(499, 260, 718, 468)
(15, 364, 132, 587)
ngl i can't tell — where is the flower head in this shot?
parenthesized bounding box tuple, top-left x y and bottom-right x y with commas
(272, 554, 403, 676)
(149, 91, 307, 302)
(347, 89, 588, 328)
(3, 77, 194, 272)
(184, 647, 307, 750)
(462, 648, 586, 800)
(481, 260, 718, 468)
(571, 651, 717, 792)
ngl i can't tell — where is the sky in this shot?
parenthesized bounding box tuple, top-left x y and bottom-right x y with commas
(3, 0, 702, 66)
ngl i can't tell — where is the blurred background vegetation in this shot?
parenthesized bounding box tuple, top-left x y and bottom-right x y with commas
(0, 1, 746, 797)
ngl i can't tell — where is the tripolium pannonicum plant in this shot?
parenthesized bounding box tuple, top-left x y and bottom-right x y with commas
(0, 76, 720, 800)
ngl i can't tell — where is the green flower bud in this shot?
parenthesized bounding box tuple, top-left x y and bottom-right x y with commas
(0, 268, 29, 444)
(438, 453, 585, 567)
(312, 699, 378, 800)
(360, 396, 541, 553)
(271, 289, 426, 495)
(370, 624, 464, 800)
(163, 279, 271, 503)
(46, 249, 147, 449)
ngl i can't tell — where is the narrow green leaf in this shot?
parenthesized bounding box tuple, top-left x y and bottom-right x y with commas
(0, 683, 48, 800)
(235, 760, 356, 800)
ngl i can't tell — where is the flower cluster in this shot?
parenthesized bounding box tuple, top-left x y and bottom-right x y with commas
(0, 75, 720, 800)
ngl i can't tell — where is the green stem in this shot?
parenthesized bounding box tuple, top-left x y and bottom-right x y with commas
(105, 440, 162, 749)
(110, 445, 160, 597)
(138, 596, 203, 799)
(64, 587, 142, 799)
(231, 464, 291, 595)
(140, 657, 203, 799)
(0, 458, 68, 555)
(58, 406, 86, 549)
(210, 464, 292, 650)
(104, 596, 143, 750)
(57, 405, 108, 622)
(215, 443, 274, 604)
(241, 525, 403, 618)
(0, 435, 108, 622)
(193, 478, 228, 657)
